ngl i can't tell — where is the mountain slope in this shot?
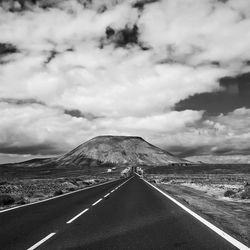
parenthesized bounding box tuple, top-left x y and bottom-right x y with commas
(57, 135, 189, 167)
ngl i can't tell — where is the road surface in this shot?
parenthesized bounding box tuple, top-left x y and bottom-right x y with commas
(0, 175, 244, 249)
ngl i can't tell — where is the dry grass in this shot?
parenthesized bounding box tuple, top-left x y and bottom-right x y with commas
(0, 175, 113, 210)
(146, 173, 250, 246)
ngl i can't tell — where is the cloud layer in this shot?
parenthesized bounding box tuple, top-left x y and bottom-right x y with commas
(0, 0, 250, 163)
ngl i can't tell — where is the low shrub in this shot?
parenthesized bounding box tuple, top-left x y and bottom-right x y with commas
(75, 177, 83, 182)
(0, 194, 15, 206)
(32, 192, 46, 198)
(224, 190, 235, 197)
(240, 186, 250, 199)
(82, 181, 90, 186)
(15, 196, 27, 205)
(0, 181, 8, 185)
(54, 190, 63, 196)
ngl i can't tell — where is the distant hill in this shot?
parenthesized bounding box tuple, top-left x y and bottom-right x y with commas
(56, 135, 189, 167)
(0, 136, 190, 175)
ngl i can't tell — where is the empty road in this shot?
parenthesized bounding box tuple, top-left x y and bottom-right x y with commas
(0, 175, 247, 250)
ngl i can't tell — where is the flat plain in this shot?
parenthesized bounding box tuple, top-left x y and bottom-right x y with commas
(145, 164, 250, 246)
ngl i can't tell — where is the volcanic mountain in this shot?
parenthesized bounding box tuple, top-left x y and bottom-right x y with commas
(56, 135, 189, 167)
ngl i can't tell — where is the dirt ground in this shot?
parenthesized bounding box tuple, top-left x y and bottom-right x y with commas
(146, 174, 250, 246)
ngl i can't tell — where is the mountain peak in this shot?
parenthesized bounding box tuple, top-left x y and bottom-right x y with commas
(88, 135, 145, 141)
(57, 135, 189, 167)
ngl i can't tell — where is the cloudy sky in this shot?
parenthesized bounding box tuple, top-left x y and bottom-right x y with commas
(0, 0, 250, 164)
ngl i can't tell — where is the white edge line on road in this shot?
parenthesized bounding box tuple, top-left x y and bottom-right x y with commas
(92, 198, 103, 206)
(104, 193, 110, 198)
(0, 178, 121, 214)
(143, 178, 249, 250)
(27, 232, 56, 250)
(66, 208, 89, 224)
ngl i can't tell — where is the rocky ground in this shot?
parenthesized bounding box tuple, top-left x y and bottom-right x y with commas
(0, 175, 114, 211)
(146, 173, 250, 246)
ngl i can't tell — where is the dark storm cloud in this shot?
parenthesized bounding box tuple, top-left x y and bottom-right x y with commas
(167, 145, 210, 158)
(211, 146, 234, 155)
(0, 99, 99, 122)
(0, 43, 18, 55)
(0, 43, 19, 64)
(211, 146, 250, 156)
(44, 47, 78, 65)
(96, 4, 107, 14)
(0, 0, 61, 11)
(0, 142, 64, 155)
(103, 23, 150, 50)
(44, 50, 58, 64)
(217, 0, 229, 3)
(104, 25, 139, 48)
(220, 72, 250, 98)
(64, 109, 84, 118)
(132, 0, 159, 11)
(169, 144, 250, 158)
(0, 99, 95, 120)
(157, 44, 205, 65)
(175, 72, 250, 116)
(0, 98, 45, 106)
(64, 108, 98, 120)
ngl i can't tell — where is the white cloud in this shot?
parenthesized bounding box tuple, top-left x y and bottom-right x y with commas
(0, 101, 203, 153)
(0, 0, 250, 161)
(0, 102, 91, 152)
(0, 1, 138, 50)
(0, 46, 227, 116)
(96, 109, 203, 134)
(155, 107, 250, 158)
(139, 0, 250, 69)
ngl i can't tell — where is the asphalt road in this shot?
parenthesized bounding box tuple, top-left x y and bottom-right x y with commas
(0, 178, 126, 250)
(0, 175, 241, 250)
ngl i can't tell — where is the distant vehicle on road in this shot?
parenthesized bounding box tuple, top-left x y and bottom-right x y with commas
(120, 167, 131, 178)
(135, 167, 144, 177)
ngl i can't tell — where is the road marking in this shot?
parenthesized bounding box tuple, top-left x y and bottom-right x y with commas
(92, 198, 102, 206)
(27, 232, 56, 250)
(66, 177, 133, 223)
(66, 208, 89, 224)
(0, 179, 121, 214)
(143, 178, 249, 250)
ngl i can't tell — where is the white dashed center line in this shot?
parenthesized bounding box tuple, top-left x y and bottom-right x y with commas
(26, 178, 134, 250)
(27, 232, 56, 250)
(66, 208, 89, 224)
(92, 198, 103, 206)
